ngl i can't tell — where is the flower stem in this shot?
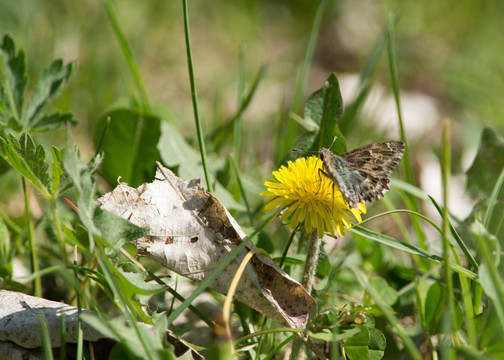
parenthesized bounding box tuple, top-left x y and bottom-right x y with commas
(302, 230, 322, 293)
(290, 230, 321, 360)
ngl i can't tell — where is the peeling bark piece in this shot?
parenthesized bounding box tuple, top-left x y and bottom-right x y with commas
(0, 290, 104, 348)
(98, 163, 316, 328)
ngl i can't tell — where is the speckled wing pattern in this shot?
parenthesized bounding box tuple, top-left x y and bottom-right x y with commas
(319, 141, 405, 209)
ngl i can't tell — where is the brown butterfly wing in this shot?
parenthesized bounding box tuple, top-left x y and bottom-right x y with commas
(339, 141, 405, 206)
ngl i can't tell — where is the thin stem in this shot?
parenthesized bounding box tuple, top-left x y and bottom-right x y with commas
(51, 201, 68, 266)
(230, 155, 254, 225)
(23, 178, 41, 296)
(73, 246, 83, 360)
(182, 0, 212, 193)
(442, 120, 456, 336)
(387, 13, 428, 261)
(234, 44, 245, 163)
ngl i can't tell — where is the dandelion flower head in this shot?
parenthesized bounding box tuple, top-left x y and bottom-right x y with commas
(261, 156, 366, 238)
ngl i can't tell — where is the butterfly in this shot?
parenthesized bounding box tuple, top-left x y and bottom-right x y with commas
(319, 141, 405, 209)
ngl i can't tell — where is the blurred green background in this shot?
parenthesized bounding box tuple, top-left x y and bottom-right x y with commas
(1, 0, 503, 199)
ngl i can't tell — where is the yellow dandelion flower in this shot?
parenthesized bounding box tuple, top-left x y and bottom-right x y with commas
(260, 156, 366, 238)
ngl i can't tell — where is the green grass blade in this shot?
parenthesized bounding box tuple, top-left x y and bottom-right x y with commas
(340, 30, 387, 134)
(387, 14, 428, 260)
(441, 120, 457, 333)
(104, 0, 150, 110)
(350, 265, 422, 360)
(284, 0, 328, 154)
(230, 155, 254, 225)
(483, 166, 504, 230)
(38, 313, 54, 360)
(182, 0, 212, 193)
(428, 196, 478, 270)
(352, 226, 478, 281)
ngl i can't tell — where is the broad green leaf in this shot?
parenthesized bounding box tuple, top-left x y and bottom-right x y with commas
(93, 208, 149, 250)
(368, 328, 386, 360)
(0, 34, 27, 127)
(284, 73, 346, 163)
(158, 121, 244, 211)
(116, 268, 166, 296)
(81, 314, 174, 360)
(343, 325, 385, 360)
(209, 64, 267, 152)
(370, 277, 398, 306)
(25, 59, 75, 128)
(94, 108, 161, 188)
(424, 282, 447, 332)
(0, 130, 51, 199)
(467, 127, 504, 198)
(344, 326, 370, 360)
(316, 246, 330, 278)
(456, 347, 496, 360)
(305, 73, 345, 153)
(475, 305, 504, 357)
(308, 327, 360, 342)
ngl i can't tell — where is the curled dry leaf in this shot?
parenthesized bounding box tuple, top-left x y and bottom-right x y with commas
(98, 163, 316, 328)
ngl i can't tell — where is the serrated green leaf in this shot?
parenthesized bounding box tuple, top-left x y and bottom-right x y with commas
(19, 132, 50, 186)
(50, 146, 63, 198)
(94, 109, 161, 188)
(62, 136, 101, 234)
(29, 112, 77, 132)
(0, 34, 27, 126)
(0, 130, 51, 199)
(25, 59, 74, 127)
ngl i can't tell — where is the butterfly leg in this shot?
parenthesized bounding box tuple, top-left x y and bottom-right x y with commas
(317, 168, 336, 213)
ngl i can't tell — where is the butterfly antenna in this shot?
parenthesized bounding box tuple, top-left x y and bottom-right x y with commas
(328, 136, 338, 150)
(291, 148, 317, 153)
